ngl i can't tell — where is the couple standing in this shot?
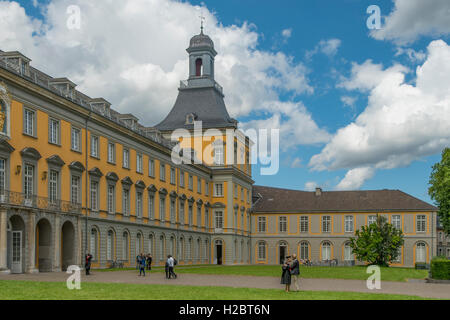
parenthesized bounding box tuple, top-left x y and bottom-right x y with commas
(281, 254, 300, 292)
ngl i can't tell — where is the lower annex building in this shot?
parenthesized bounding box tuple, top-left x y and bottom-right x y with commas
(0, 30, 438, 274)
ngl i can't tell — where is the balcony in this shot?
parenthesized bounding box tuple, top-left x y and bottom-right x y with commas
(0, 190, 81, 214)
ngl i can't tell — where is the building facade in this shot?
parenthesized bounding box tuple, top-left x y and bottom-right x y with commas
(0, 30, 438, 274)
(437, 219, 450, 259)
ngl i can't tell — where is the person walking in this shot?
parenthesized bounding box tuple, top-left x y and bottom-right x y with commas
(281, 256, 292, 292)
(165, 258, 170, 279)
(136, 254, 140, 270)
(85, 253, 93, 276)
(146, 254, 152, 271)
(167, 255, 177, 279)
(138, 253, 146, 276)
(290, 254, 300, 291)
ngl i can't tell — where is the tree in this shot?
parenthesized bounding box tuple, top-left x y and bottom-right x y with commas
(349, 215, 404, 267)
(429, 148, 450, 236)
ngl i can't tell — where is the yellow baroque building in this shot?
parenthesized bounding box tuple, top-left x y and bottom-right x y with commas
(0, 30, 437, 274)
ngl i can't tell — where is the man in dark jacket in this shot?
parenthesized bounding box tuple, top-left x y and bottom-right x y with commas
(146, 254, 152, 271)
(290, 254, 300, 291)
(85, 253, 93, 275)
(138, 253, 146, 277)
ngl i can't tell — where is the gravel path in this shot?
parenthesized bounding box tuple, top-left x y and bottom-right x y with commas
(1, 270, 448, 299)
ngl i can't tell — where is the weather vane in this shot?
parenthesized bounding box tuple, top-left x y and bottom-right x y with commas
(199, 11, 205, 34)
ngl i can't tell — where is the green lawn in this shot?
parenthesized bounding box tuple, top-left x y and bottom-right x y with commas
(0, 280, 431, 300)
(134, 265, 427, 282)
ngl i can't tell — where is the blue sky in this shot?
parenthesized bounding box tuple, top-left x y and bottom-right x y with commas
(8, 0, 450, 203)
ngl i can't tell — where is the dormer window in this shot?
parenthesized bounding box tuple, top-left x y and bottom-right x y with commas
(185, 113, 197, 125)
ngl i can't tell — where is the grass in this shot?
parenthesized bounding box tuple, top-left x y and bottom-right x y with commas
(131, 265, 428, 282)
(0, 280, 432, 300)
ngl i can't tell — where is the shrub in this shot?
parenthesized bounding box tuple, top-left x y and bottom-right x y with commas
(430, 257, 450, 280)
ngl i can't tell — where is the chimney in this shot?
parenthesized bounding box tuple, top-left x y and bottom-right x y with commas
(315, 188, 322, 197)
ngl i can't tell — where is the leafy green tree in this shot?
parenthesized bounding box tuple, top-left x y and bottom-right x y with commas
(349, 215, 404, 267)
(429, 148, 450, 236)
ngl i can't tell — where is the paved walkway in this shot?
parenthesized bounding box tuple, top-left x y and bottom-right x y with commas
(0, 271, 449, 299)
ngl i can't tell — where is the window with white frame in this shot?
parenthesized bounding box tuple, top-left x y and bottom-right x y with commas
(279, 216, 287, 233)
(213, 144, 224, 165)
(24, 164, 34, 198)
(170, 199, 176, 223)
(214, 183, 223, 197)
(205, 207, 209, 228)
(345, 216, 354, 233)
(417, 215, 427, 232)
(188, 175, 193, 190)
(24, 108, 35, 136)
(108, 142, 115, 163)
(215, 211, 223, 229)
(179, 202, 185, 225)
(107, 230, 114, 261)
(123, 149, 130, 169)
(122, 188, 130, 216)
(393, 247, 402, 263)
(258, 216, 267, 233)
(49, 118, 60, 144)
(258, 241, 266, 260)
(160, 163, 166, 181)
(90, 180, 98, 211)
(179, 171, 185, 187)
(368, 215, 377, 226)
(170, 167, 176, 185)
(188, 205, 193, 226)
(149, 159, 155, 177)
(300, 242, 309, 260)
(90, 136, 99, 158)
(71, 127, 81, 152)
(159, 236, 165, 261)
(159, 197, 166, 221)
(197, 177, 202, 194)
(197, 206, 202, 227)
(321, 242, 331, 261)
(107, 185, 115, 214)
(90, 228, 98, 260)
(392, 215, 402, 230)
(122, 232, 129, 261)
(71, 175, 80, 205)
(416, 242, 426, 263)
(344, 242, 354, 261)
(48, 170, 59, 203)
(300, 216, 309, 233)
(234, 208, 238, 230)
(136, 191, 143, 218)
(148, 194, 155, 220)
(136, 154, 143, 173)
(322, 216, 331, 233)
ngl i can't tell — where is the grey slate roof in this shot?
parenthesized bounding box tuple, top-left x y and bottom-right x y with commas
(252, 185, 437, 213)
(155, 86, 237, 131)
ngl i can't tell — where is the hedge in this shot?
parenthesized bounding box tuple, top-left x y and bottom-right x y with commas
(430, 257, 450, 280)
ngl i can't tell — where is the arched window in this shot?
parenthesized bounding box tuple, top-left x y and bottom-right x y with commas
(169, 236, 175, 256)
(321, 241, 332, 261)
(148, 234, 154, 255)
(416, 242, 427, 263)
(300, 242, 309, 260)
(90, 228, 99, 260)
(122, 232, 129, 261)
(160, 235, 165, 261)
(344, 242, 354, 261)
(195, 58, 203, 77)
(188, 238, 193, 260)
(107, 230, 114, 261)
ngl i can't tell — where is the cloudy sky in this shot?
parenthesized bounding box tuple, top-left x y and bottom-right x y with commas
(2, 0, 450, 202)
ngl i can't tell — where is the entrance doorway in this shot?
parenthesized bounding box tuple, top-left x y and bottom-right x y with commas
(279, 243, 288, 265)
(215, 240, 223, 265)
(61, 221, 75, 271)
(8, 215, 25, 274)
(36, 219, 52, 272)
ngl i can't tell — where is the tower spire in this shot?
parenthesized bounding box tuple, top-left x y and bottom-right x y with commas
(199, 13, 205, 34)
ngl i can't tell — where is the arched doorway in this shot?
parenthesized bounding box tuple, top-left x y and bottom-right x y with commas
(214, 240, 223, 265)
(36, 219, 52, 272)
(8, 215, 25, 274)
(61, 221, 75, 271)
(279, 242, 288, 265)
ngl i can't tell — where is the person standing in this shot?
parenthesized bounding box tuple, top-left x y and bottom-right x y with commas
(138, 253, 146, 277)
(146, 254, 152, 271)
(290, 254, 300, 291)
(85, 253, 93, 276)
(281, 256, 292, 292)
